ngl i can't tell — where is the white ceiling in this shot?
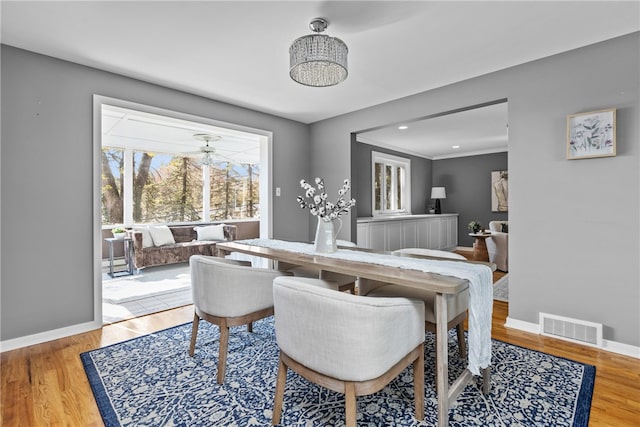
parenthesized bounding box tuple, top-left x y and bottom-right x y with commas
(2, 1, 639, 158)
(102, 104, 262, 164)
(357, 101, 509, 159)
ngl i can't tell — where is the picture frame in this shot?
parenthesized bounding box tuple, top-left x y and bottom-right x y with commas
(491, 170, 508, 212)
(567, 108, 616, 160)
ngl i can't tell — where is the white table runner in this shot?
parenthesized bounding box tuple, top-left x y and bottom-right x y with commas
(238, 238, 493, 375)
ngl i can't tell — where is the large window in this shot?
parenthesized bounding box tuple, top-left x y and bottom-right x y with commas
(101, 104, 261, 226)
(372, 151, 411, 216)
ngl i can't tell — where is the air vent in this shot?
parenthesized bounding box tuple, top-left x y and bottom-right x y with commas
(539, 313, 603, 348)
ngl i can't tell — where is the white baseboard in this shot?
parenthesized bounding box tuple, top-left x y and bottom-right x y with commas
(1, 320, 102, 353)
(505, 316, 540, 334)
(505, 316, 640, 359)
(602, 339, 640, 358)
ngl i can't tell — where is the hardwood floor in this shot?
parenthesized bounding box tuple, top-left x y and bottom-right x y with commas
(2, 287, 639, 425)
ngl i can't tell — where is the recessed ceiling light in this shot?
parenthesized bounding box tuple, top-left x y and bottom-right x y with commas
(452, 145, 460, 149)
(398, 125, 408, 130)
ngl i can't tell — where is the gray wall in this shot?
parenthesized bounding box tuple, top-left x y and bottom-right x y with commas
(0, 45, 311, 341)
(310, 33, 640, 347)
(433, 152, 508, 247)
(351, 141, 433, 218)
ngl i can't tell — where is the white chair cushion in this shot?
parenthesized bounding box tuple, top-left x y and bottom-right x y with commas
(194, 224, 226, 241)
(148, 225, 175, 246)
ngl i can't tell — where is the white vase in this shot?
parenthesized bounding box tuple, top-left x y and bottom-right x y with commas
(314, 218, 340, 253)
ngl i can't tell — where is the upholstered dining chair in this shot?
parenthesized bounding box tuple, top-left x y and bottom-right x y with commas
(280, 239, 359, 293)
(358, 248, 469, 360)
(271, 276, 425, 427)
(188, 255, 291, 384)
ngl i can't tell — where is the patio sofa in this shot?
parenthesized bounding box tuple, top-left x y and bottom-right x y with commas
(129, 223, 237, 270)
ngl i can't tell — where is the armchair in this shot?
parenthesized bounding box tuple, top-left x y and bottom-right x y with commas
(486, 221, 508, 272)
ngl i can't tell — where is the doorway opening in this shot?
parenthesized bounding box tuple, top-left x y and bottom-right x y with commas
(94, 96, 272, 324)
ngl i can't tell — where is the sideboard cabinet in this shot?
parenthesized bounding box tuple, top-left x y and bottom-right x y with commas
(356, 214, 458, 252)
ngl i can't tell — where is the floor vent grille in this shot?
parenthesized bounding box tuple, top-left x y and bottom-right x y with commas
(539, 313, 603, 348)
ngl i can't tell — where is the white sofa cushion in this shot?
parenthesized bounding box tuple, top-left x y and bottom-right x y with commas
(148, 225, 176, 246)
(194, 224, 226, 241)
(133, 227, 154, 248)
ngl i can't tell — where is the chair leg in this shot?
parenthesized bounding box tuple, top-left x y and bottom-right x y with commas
(272, 354, 288, 425)
(414, 343, 425, 421)
(247, 321, 253, 333)
(188, 313, 200, 357)
(344, 382, 357, 427)
(217, 320, 230, 384)
(456, 323, 466, 359)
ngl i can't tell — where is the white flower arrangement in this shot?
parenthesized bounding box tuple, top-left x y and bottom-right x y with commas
(296, 177, 356, 222)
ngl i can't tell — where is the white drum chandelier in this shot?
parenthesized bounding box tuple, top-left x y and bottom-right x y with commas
(289, 18, 348, 87)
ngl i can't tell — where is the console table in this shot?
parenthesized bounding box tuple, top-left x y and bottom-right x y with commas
(357, 214, 458, 252)
(216, 239, 492, 427)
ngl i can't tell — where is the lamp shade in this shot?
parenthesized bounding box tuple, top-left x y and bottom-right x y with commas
(431, 187, 446, 199)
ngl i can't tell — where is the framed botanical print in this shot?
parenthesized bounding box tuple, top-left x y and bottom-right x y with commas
(567, 108, 616, 160)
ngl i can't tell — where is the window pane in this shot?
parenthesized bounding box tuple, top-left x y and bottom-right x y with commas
(134, 151, 203, 223)
(209, 161, 260, 220)
(374, 163, 382, 210)
(396, 166, 403, 209)
(101, 148, 124, 225)
(385, 165, 392, 209)
(372, 152, 411, 215)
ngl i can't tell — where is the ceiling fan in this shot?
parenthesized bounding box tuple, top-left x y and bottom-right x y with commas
(186, 133, 221, 165)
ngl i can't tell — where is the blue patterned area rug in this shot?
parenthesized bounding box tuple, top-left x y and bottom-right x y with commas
(81, 317, 595, 427)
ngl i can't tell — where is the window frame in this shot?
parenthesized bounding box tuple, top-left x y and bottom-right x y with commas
(371, 151, 411, 216)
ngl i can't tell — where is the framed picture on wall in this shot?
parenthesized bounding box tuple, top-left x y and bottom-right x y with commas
(567, 108, 616, 160)
(491, 170, 508, 212)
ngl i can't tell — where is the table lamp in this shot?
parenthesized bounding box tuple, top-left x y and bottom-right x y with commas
(431, 187, 446, 214)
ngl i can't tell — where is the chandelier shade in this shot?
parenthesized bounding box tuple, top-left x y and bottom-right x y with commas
(289, 18, 348, 87)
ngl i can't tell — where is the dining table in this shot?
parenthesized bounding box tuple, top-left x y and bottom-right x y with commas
(216, 239, 494, 427)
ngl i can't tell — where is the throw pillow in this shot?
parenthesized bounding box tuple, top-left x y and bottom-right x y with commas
(194, 224, 226, 241)
(501, 222, 509, 233)
(133, 227, 154, 248)
(148, 225, 176, 246)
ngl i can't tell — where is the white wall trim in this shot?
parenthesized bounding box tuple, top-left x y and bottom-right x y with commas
(505, 316, 640, 359)
(1, 320, 102, 353)
(601, 339, 640, 359)
(504, 316, 540, 334)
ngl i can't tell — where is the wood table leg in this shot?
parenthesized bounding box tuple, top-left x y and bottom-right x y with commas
(482, 366, 491, 394)
(436, 293, 449, 427)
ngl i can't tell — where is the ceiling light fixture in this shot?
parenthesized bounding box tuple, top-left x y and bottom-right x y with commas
(193, 133, 220, 166)
(289, 18, 348, 87)
(398, 125, 408, 130)
(452, 145, 460, 149)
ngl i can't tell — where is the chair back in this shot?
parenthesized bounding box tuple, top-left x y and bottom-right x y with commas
(273, 276, 424, 382)
(393, 248, 466, 260)
(190, 255, 286, 318)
